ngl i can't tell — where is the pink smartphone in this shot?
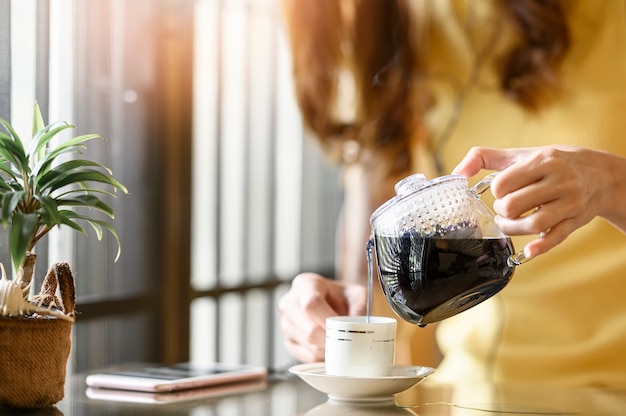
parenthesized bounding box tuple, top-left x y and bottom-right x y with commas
(85, 379, 267, 404)
(85, 362, 267, 393)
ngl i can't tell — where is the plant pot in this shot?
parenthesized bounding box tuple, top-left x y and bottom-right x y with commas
(0, 262, 76, 409)
(0, 316, 72, 408)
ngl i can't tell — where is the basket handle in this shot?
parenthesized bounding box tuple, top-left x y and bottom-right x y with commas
(37, 262, 76, 315)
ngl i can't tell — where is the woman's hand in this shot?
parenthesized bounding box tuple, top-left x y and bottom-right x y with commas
(452, 145, 626, 258)
(278, 273, 367, 363)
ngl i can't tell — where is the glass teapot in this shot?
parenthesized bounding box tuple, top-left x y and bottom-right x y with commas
(368, 173, 530, 326)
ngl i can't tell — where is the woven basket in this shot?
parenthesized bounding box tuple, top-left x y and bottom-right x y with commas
(0, 262, 75, 409)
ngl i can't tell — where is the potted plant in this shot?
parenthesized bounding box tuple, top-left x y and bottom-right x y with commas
(0, 103, 127, 408)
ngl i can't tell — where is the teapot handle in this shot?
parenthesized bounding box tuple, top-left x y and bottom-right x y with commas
(468, 172, 498, 196)
(468, 172, 533, 267)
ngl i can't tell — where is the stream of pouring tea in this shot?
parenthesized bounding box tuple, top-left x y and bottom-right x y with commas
(365, 239, 374, 324)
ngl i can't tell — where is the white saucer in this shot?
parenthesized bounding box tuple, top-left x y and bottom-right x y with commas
(289, 363, 435, 404)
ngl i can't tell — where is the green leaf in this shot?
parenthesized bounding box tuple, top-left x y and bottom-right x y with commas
(38, 168, 128, 195)
(34, 158, 110, 185)
(0, 161, 21, 181)
(34, 194, 63, 226)
(57, 210, 87, 234)
(28, 122, 75, 162)
(55, 194, 115, 217)
(58, 211, 122, 261)
(0, 136, 28, 170)
(1, 191, 26, 225)
(9, 212, 38, 272)
(32, 102, 46, 137)
(57, 187, 119, 200)
(32, 133, 98, 176)
(0, 117, 23, 144)
(0, 172, 14, 191)
(86, 217, 122, 261)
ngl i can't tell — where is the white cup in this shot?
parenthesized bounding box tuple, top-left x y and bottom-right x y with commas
(325, 316, 396, 377)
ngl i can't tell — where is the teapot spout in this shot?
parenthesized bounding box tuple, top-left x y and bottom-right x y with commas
(365, 238, 375, 321)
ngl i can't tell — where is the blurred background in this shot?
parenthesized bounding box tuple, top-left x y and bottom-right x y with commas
(2, 0, 343, 373)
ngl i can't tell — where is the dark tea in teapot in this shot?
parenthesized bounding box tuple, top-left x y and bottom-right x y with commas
(373, 225, 514, 326)
(369, 173, 527, 326)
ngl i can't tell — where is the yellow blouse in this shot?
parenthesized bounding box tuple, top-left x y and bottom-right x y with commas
(385, 0, 626, 387)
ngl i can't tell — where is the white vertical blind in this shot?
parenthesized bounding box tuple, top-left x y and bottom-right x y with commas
(273, 24, 304, 278)
(191, 0, 307, 290)
(246, 3, 277, 282)
(47, 0, 76, 266)
(219, 0, 249, 286)
(10, 0, 36, 141)
(191, 0, 220, 290)
(190, 0, 341, 368)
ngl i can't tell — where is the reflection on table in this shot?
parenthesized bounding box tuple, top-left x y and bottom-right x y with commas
(2, 366, 626, 416)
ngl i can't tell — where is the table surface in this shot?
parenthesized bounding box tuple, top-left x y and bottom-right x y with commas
(3, 365, 626, 415)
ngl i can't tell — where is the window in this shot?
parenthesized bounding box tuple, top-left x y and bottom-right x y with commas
(190, 0, 342, 368)
(6, 0, 342, 373)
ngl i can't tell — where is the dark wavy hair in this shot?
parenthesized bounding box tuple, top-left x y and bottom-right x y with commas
(281, 0, 570, 176)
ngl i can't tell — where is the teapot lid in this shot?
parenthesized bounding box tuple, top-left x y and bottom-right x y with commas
(369, 173, 467, 228)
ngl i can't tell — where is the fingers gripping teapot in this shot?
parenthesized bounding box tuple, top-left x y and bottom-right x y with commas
(367, 173, 530, 326)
